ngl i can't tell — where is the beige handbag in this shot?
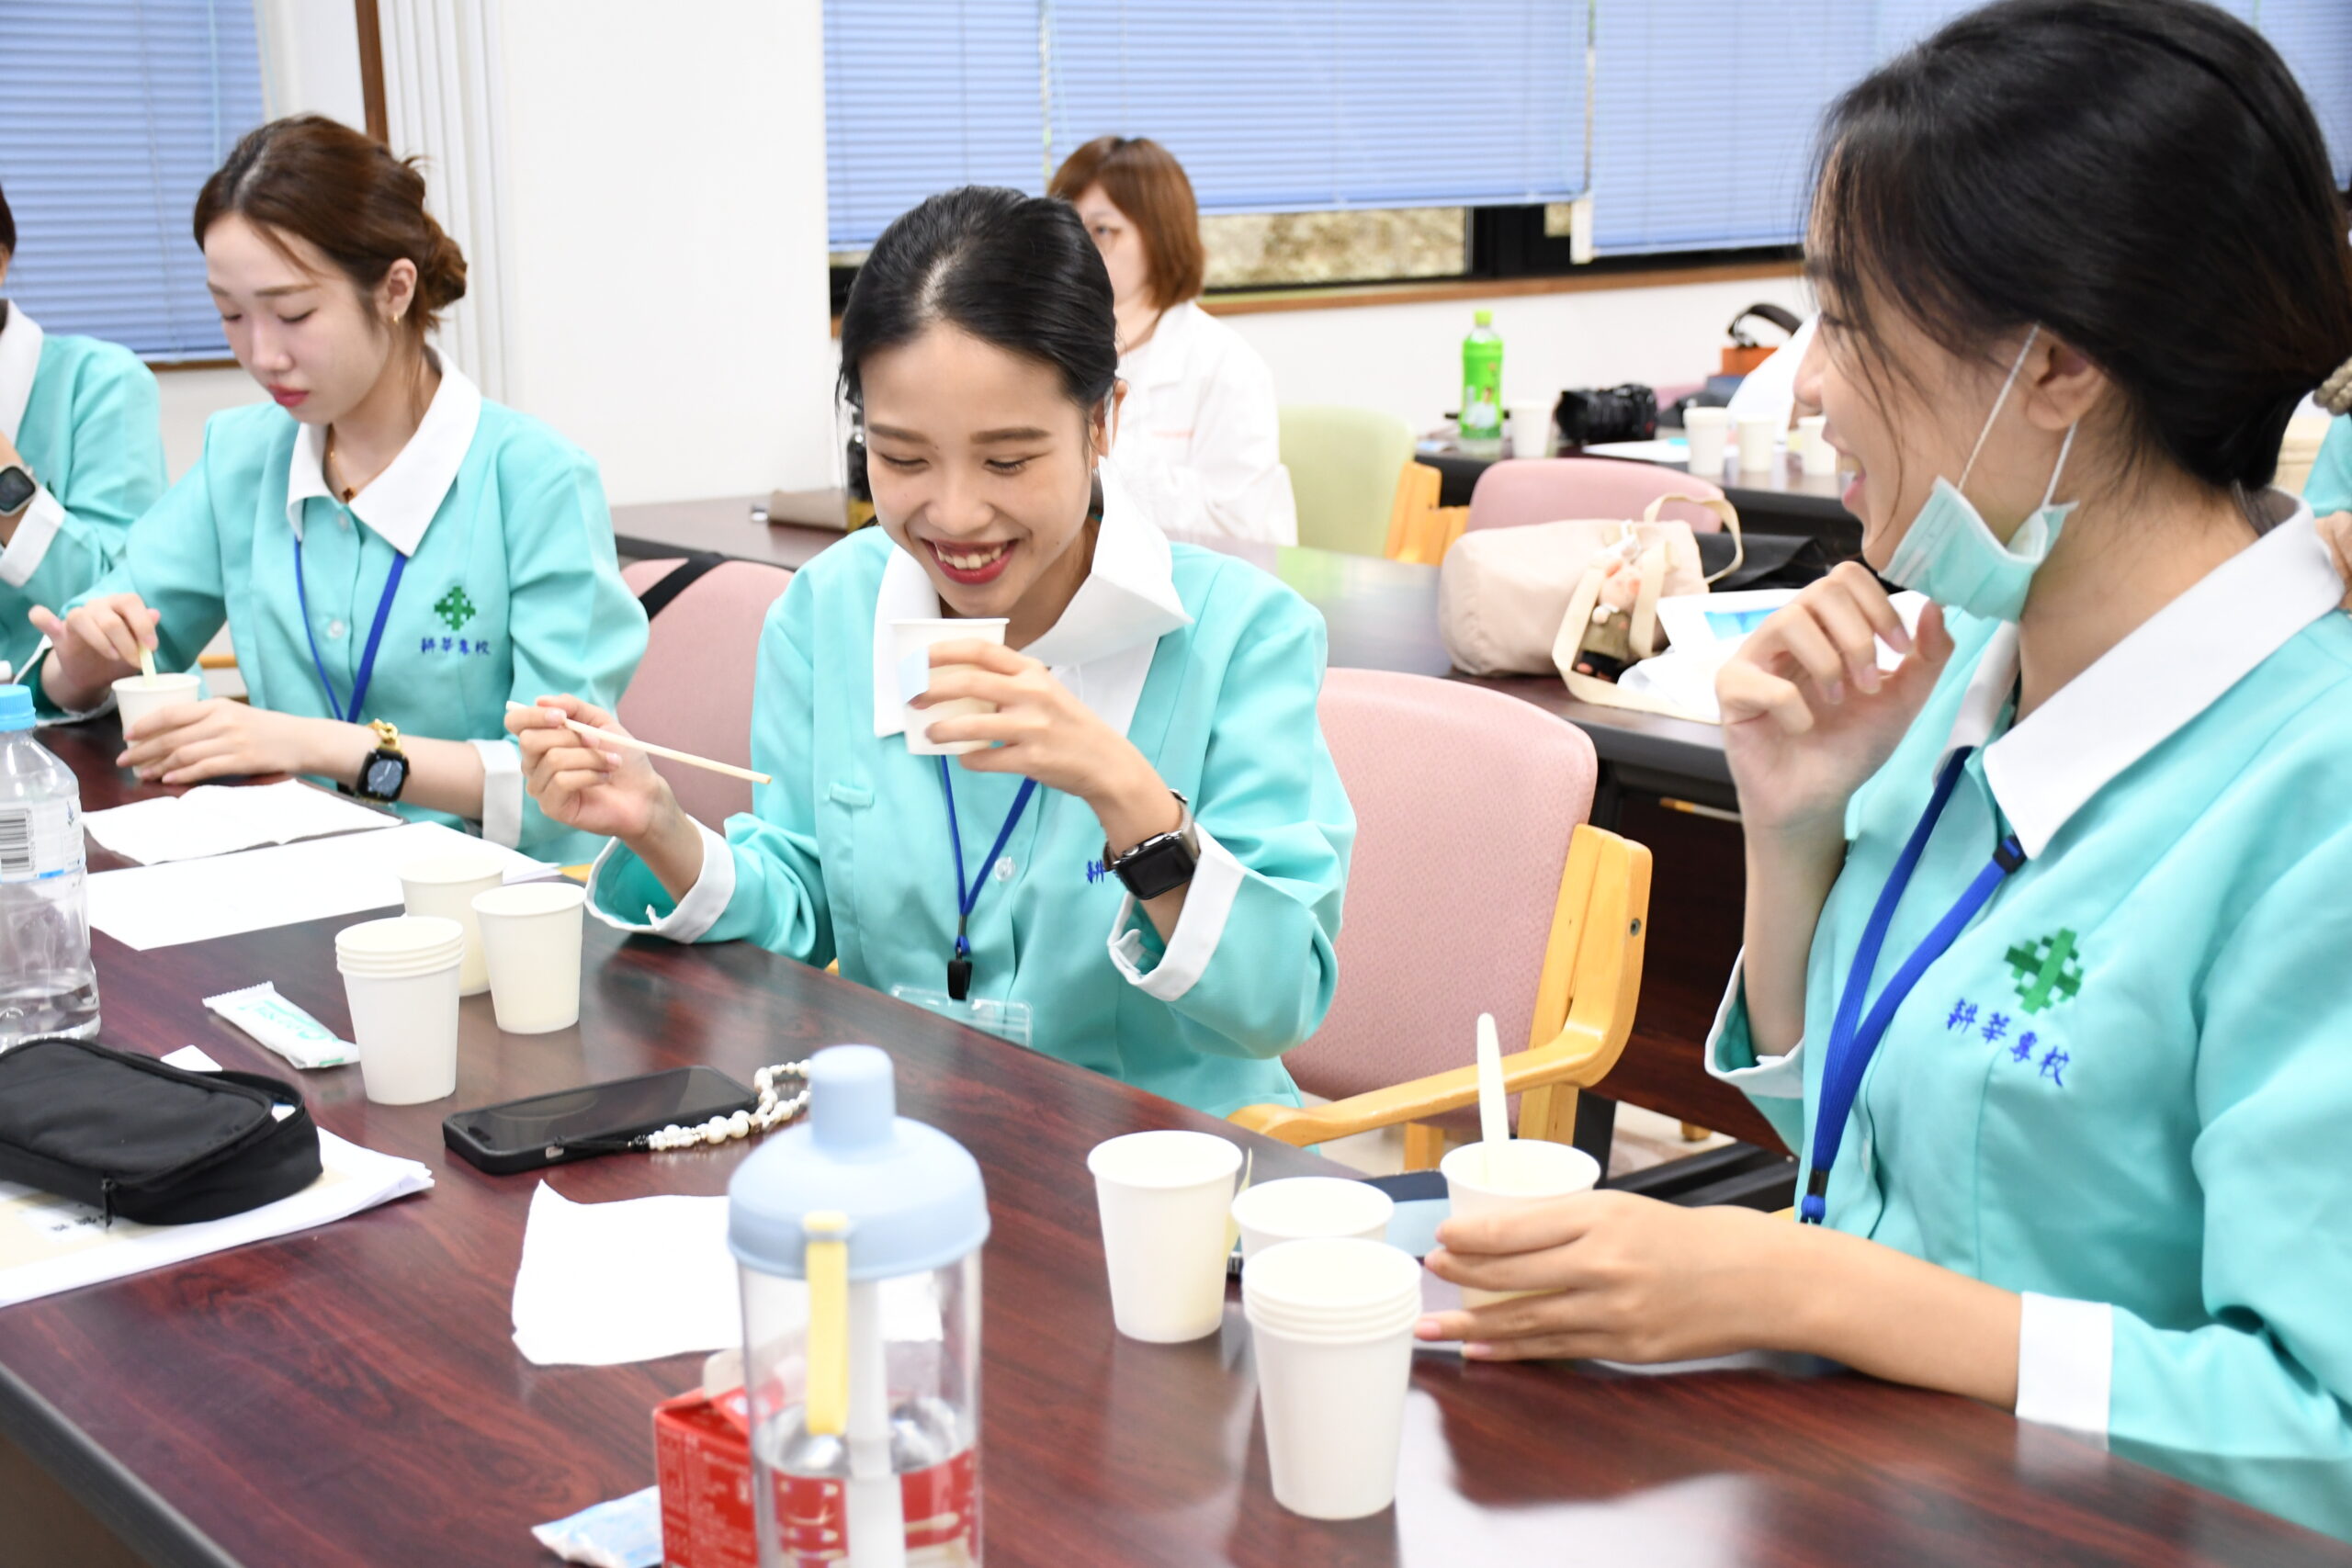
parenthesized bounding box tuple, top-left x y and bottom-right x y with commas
(1437, 494, 1742, 715)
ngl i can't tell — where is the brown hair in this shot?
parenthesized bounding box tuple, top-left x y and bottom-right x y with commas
(193, 115, 467, 342)
(1047, 136, 1204, 310)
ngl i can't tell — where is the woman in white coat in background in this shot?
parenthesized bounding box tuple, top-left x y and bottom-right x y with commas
(1050, 136, 1297, 546)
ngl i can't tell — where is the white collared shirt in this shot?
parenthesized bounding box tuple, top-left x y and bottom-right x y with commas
(1113, 300, 1297, 546)
(0, 304, 71, 596)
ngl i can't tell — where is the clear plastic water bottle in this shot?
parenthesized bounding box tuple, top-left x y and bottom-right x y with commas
(0, 684, 98, 1048)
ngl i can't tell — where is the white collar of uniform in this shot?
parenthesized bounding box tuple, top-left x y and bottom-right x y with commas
(0, 303, 44, 446)
(284, 362, 483, 556)
(870, 462, 1193, 739)
(1941, 492, 2342, 857)
(1119, 299, 1198, 394)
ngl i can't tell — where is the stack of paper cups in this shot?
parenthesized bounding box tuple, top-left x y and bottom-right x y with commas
(1682, 407, 1731, 476)
(471, 882, 588, 1033)
(399, 854, 505, 996)
(1088, 1129, 1243, 1342)
(334, 915, 467, 1104)
(1242, 1237, 1424, 1519)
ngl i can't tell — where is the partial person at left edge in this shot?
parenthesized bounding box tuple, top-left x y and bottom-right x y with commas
(0, 177, 169, 684)
(26, 116, 647, 863)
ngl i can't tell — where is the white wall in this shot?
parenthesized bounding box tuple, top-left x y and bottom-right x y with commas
(1217, 271, 1815, 436)
(494, 0, 835, 504)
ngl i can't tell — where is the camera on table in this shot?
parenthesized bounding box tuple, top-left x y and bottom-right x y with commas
(1555, 384, 1659, 447)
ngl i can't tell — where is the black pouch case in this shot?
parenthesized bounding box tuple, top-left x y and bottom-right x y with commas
(0, 1037, 322, 1224)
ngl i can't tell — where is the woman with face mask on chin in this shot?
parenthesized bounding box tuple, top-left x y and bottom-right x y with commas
(513, 186, 1351, 1117)
(1412, 0, 2352, 1540)
(31, 116, 645, 862)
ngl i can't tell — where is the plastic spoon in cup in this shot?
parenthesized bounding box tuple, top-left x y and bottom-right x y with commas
(1476, 1011, 1507, 1184)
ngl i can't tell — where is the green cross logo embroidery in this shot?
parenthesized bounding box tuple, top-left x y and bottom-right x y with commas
(432, 585, 478, 632)
(2005, 929, 2084, 1014)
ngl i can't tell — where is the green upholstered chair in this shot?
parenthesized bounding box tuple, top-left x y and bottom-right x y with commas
(1279, 405, 1419, 558)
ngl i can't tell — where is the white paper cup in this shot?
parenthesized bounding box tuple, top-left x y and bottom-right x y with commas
(889, 617, 1010, 756)
(469, 881, 586, 1033)
(1799, 414, 1838, 476)
(1509, 400, 1555, 458)
(1681, 406, 1730, 475)
(335, 915, 466, 1105)
(112, 671, 202, 736)
(400, 853, 505, 997)
(1441, 1139, 1601, 1307)
(1088, 1130, 1244, 1343)
(1231, 1178, 1395, 1263)
(1243, 1238, 1422, 1519)
(1736, 412, 1779, 473)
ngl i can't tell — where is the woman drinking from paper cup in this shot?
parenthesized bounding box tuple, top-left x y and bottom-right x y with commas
(511, 186, 1352, 1116)
(1413, 0, 2352, 1540)
(29, 116, 644, 863)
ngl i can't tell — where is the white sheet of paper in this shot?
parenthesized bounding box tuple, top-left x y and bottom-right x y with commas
(85, 819, 555, 951)
(82, 780, 397, 865)
(510, 1182, 946, 1369)
(0, 1126, 432, 1309)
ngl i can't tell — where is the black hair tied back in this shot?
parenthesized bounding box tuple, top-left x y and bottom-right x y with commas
(1813, 0, 2352, 493)
(838, 186, 1119, 416)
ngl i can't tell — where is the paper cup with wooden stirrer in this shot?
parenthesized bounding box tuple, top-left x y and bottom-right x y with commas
(1437, 1012, 1602, 1306)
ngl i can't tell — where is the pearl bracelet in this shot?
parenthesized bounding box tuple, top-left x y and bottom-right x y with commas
(639, 1061, 812, 1152)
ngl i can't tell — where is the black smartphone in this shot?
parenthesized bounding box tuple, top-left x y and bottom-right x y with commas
(442, 1066, 757, 1175)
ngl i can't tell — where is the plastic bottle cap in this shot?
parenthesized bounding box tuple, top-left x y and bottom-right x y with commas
(729, 1044, 989, 1282)
(1474, 310, 1493, 326)
(0, 685, 32, 733)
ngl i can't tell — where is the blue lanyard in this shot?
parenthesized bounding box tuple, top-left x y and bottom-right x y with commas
(1802, 748, 2024, 1224)
(293, 527, 407, 725)
(937, 755, 1037, 1001)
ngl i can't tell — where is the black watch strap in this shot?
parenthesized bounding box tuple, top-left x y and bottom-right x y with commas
(1108, 791, 1199, 901)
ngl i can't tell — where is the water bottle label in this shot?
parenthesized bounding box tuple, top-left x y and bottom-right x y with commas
(0, 799, 81, 883)
(775, 1449, 977, 1565)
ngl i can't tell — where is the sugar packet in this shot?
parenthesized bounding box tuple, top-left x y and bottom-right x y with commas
(531, 1485, 662, 1568)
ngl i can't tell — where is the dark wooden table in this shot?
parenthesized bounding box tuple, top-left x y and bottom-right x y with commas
(6, 722, 2347, 1567)
(609, 502, 1772, 1148)
(1417, 444, 1863, 547)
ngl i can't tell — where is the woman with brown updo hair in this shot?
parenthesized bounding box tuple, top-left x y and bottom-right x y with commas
(29, 114, 644, 861)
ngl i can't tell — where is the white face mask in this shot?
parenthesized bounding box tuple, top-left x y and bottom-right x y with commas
(1883, 325, 2079, 623)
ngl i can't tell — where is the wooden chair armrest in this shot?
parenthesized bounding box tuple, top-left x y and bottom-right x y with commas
(1228, 1019, 1611, 1147)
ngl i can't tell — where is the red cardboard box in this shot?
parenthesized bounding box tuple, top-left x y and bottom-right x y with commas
(653, 1387, 979, 1567)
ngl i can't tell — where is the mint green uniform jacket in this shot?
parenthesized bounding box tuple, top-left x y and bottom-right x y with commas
(0, 309, 165, 678)
(2304, 412, 2352, 515)
(66, 369, 644, 863)
(1709, 501, 2352, 1540)
(591, 506, 1354, 1118)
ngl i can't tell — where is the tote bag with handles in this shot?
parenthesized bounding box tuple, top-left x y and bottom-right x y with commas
(1438, 492, 1743, 720)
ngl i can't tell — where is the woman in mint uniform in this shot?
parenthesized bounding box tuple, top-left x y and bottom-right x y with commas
(34, 118, 642, 863)
(0, 180, 167, 681)
(512, 187, 1352, 1116)
(1412, 0, 2352, 1540)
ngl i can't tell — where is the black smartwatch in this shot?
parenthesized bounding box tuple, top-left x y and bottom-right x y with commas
(1107, 790, 1199, 900)
(0, 464, 36, 519)
(341, 719, 411, 804)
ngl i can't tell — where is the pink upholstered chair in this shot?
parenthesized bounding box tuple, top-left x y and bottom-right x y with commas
(1230, 669, 1652, 1169)
(1466, 457, 1727, 536)
(616, 558, 794, 829)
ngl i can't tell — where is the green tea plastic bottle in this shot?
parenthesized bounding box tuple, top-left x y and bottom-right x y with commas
(1460, 310, 1504, 441)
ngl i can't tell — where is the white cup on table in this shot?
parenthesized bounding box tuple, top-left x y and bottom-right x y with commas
(1681, 407, 1731, 476)
(1088, 1129, 1244, 1343)
(471, 881, 587, 1033)
(1799, 413, 1839, 476)
(400, 853, 505, 997)
(1509, 400, 1557, 459)
(335, 915, 467, 1105)
(1243, 1236, 1425, 1519)
(890, 617, 1009, 756)
(1736, 412, 1780, 473)
(1230, 1177, 1394, 1263)
(1440, 1139, 1600, 1307)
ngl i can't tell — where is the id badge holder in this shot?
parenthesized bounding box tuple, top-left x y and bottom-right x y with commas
(890, 985, 1035, 1048)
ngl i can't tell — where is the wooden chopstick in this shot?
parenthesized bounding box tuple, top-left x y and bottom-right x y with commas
(505, 701, 772, 785)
